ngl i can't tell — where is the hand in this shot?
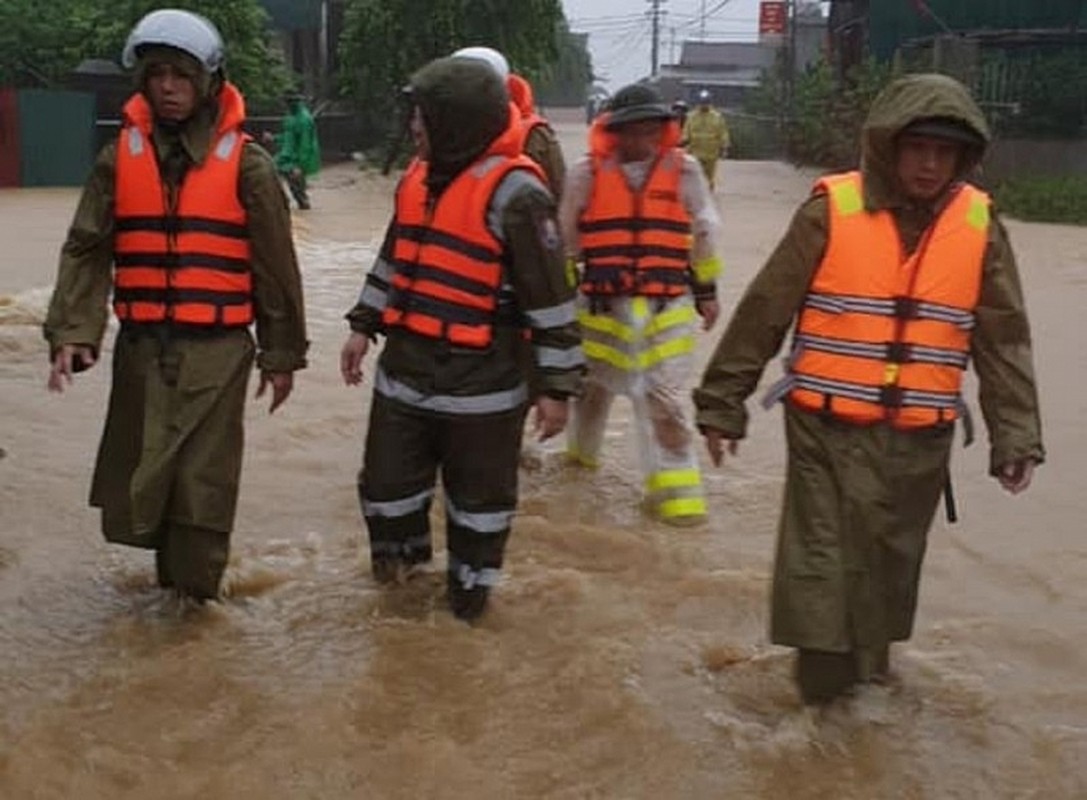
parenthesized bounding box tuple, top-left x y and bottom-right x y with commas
(696, 299, 720, 331)
(703, 427, 738, 467)
(997, 458, 1035, 495)
(47, 344, 96, 393)
(533, 396, 569, 442)
(256, 371, 293, 414)
(340, 332, 370, 386)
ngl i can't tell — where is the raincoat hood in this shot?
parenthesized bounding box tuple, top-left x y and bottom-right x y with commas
(508, 73, 536, 118)
(410, 56, 510, 196)
(860, 73, 991, 210)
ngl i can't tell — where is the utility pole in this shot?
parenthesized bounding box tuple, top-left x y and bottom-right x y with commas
(649, 0, 666, 77)
(786, 0, 797, 120)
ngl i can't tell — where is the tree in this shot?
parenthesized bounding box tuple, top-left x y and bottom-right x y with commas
(339, 0, 565, 138)
(535, 22, 593, 107)
(0, 0, 292, 111)
(746, 55, 893, 168)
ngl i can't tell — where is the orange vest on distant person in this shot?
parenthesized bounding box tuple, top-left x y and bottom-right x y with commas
(577, 116, 692, 297)
(787, 170, 990, 428)
(507, 74, 550, 152)
(113, 83, 253, 328)
(382, 106, 545, 349)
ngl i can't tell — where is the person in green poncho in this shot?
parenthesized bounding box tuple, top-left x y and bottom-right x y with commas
(274, 92, 321, 210)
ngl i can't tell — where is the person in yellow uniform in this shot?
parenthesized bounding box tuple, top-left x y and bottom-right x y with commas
(682, 89, 729, 191)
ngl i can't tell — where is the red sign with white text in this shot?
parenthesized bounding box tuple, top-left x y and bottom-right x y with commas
(759, 1, 787, 35)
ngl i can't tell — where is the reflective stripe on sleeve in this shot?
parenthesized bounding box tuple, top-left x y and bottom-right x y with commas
(524, 299, 577, 329)
(535, 345, 586, 370)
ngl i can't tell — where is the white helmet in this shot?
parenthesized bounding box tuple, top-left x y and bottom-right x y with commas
(698, 89, 711, 103)
(122, 9, 225, 72)
(451, 46, 510, 81)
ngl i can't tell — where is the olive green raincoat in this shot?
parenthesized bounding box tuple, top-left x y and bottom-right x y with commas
(44, 88, 308, 595)
(693, 74, 1044, 671)
(524, 124, 566, 200)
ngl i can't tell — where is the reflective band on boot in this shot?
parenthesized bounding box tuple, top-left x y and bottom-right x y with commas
(658, 497, 707, 518)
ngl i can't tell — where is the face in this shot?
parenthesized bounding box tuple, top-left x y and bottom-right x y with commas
(409, 106, 430, 159)
(615, 119, 665, 162)
(895, 133, 963, 201)
(144, 62, 198, 122)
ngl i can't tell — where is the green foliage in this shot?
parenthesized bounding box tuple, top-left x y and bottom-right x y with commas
(339, 0, 564, 138)
(723, 113, 784, 160)
(746, 56, 894, 168)
(0, 0, 90, 87)
(992, 50, 1087, 138)
(994, 176, 1087, 225)
(0, 0, 292, 112)
(535, 22, 592, 107)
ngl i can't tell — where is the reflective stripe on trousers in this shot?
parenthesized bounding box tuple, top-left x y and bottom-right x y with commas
(569, 294, 705, 519)
(359, 390, 525, 577)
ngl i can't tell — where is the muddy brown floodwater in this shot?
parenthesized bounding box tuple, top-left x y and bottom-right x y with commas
(1, 119, 1085, 798)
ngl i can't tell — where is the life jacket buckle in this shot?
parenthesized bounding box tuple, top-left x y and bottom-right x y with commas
(886, 341, 911, 363)
(879, 384, 904, 408)
(894, 296, 919, 319)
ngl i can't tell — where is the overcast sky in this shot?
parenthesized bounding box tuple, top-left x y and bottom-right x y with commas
(561, 0, 824, 91)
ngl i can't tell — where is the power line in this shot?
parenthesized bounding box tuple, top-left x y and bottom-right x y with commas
(678, 0, 739, 32)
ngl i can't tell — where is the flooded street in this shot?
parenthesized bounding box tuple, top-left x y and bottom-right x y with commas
(2, 121, 1086, 798)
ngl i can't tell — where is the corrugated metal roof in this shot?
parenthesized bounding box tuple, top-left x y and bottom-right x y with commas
(679, 41, 777, 69)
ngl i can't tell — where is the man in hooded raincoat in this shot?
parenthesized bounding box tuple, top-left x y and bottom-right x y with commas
(452, 46, 567, 198)
(693, 74, 1044, 703)
(43, 9, 308, 602)
(274, 92, 321, 209)
(340, 57, 584, 621)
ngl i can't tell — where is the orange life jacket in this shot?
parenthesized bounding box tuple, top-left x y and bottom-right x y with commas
(382, 109, 545, 349)
(577, 117, 692, 297)
(112, 83, 253, 329)
(787, 171, 990, 428)
(507, 74, 550, 150)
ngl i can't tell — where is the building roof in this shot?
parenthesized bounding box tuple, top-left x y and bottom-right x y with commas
(657, 65, 764, 88)
(679, 41, 777, 70)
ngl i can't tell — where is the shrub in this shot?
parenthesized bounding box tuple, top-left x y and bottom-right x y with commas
(994, 176, 1087, 225)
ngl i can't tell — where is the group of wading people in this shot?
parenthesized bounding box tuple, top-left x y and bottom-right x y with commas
(44, 9, 1042, 706)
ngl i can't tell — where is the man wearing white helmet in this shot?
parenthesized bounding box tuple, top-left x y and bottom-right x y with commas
(682, 88, 729, 190)
(452, 45, 566, 198)
(43, 9, 309, 603)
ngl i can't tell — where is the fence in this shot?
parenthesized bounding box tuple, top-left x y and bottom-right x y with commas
(0, 88, 96, 187)
(724, 112, 786, 160)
